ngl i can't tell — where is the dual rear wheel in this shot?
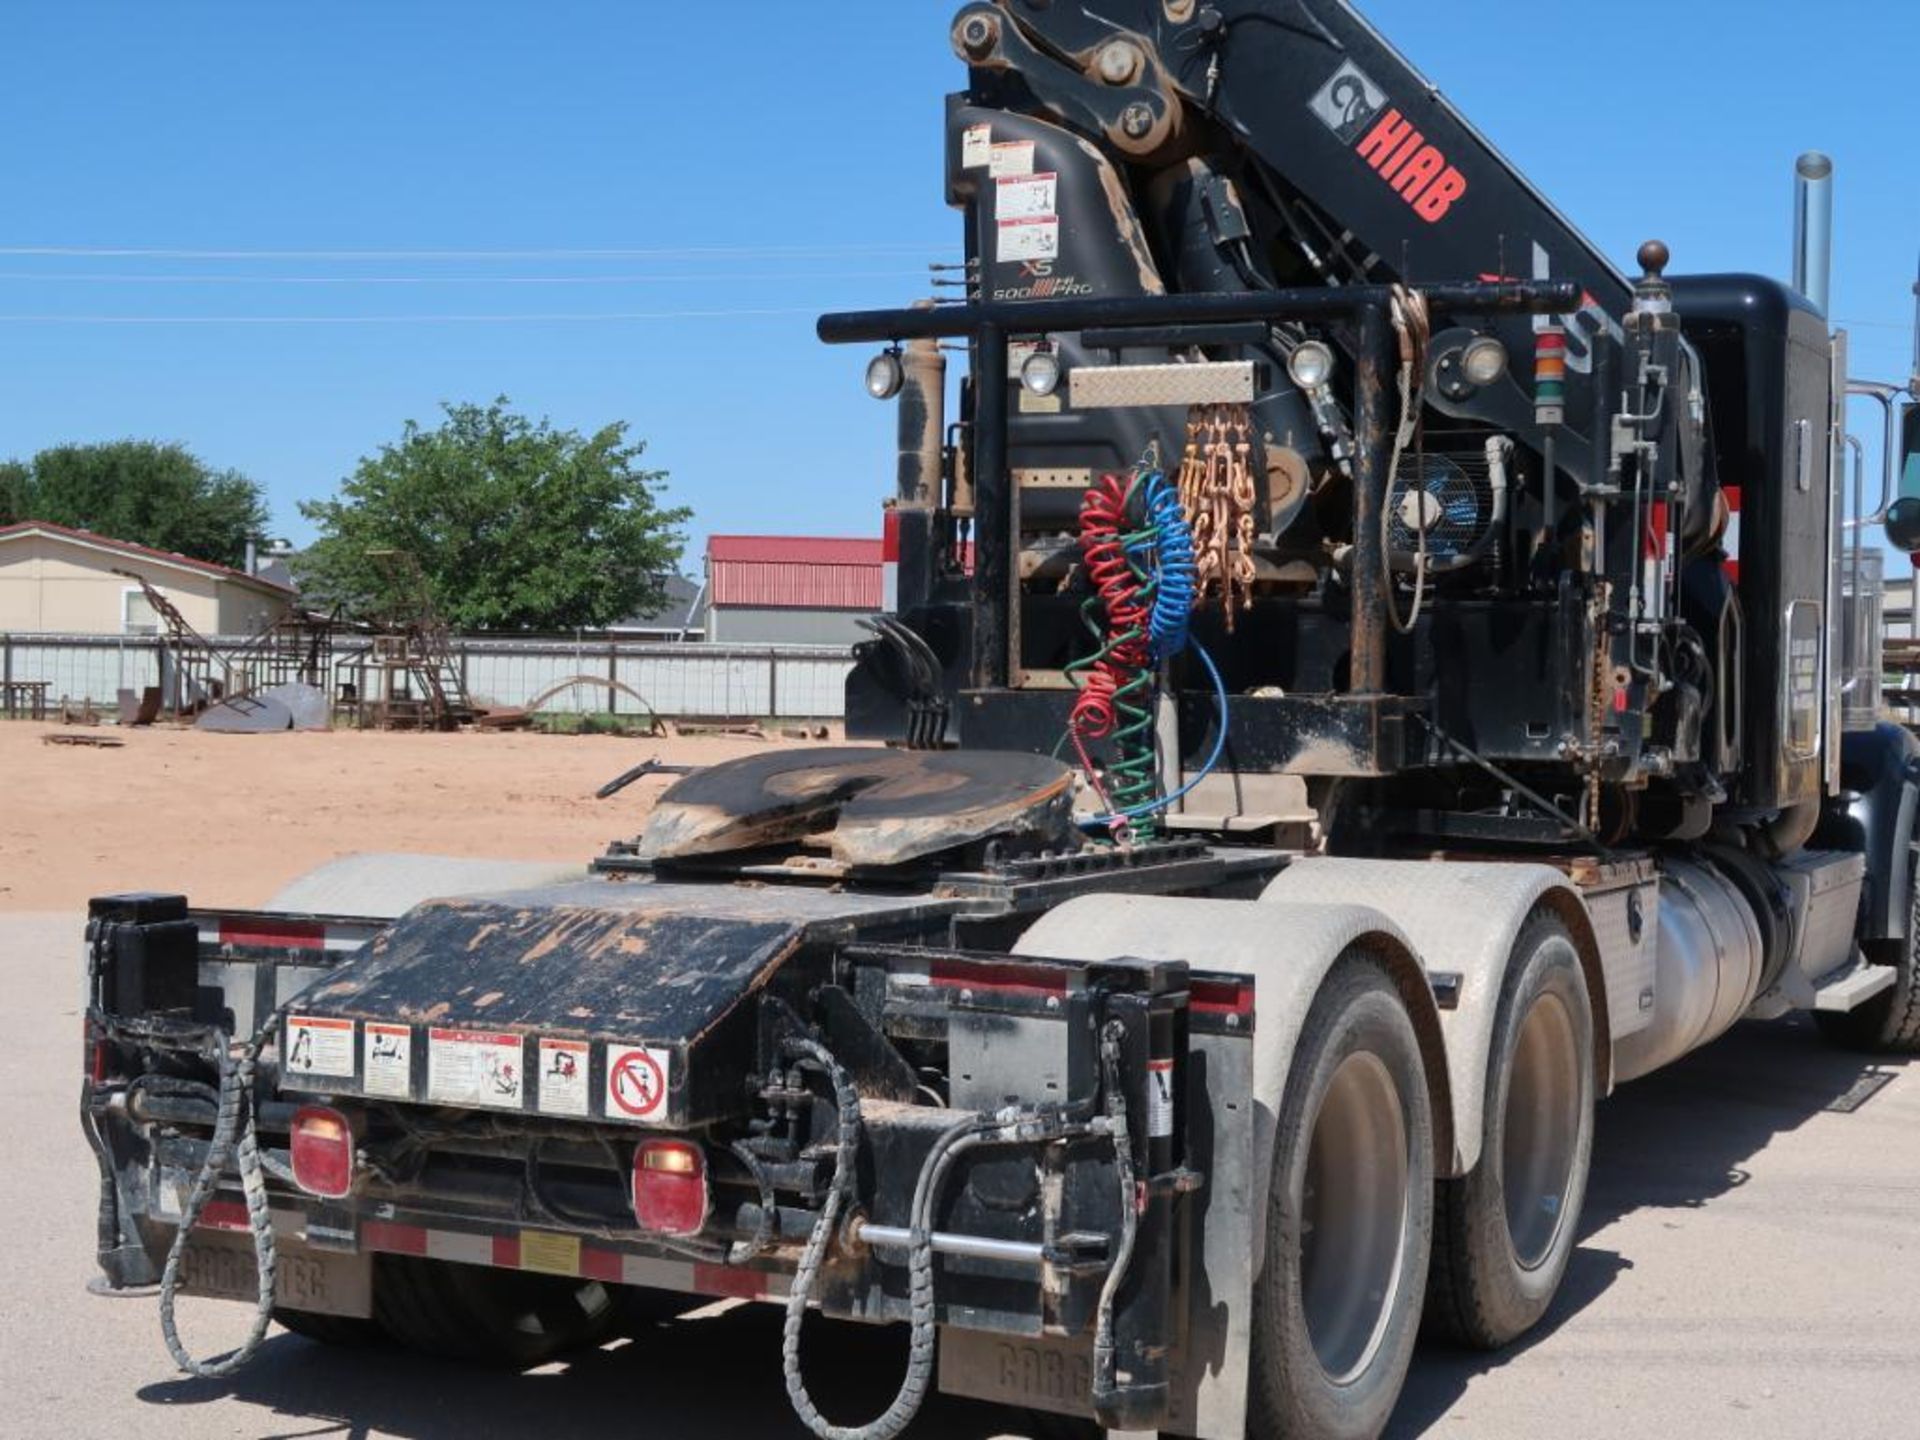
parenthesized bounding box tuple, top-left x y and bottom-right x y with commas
(1249, 953, 1434, 1439)
(1426, 912, 1595, 1349)
(1251, 914, 1596, 1438)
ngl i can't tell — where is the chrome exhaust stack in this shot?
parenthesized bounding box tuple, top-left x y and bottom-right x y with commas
(1792, 151, 1834, 315)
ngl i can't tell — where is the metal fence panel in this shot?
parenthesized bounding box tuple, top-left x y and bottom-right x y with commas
(1, 633, 854, 720)
(4, 634, 161, 706)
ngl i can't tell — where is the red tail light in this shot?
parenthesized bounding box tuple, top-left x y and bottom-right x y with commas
(85, 1019, 110, 1084)
(631, 1139, 708, 1236)
(290, 1105, 356, 1199)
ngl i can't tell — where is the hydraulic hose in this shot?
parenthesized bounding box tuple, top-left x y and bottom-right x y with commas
(1384, 285, 1432, 634)
(779, 1036, 985, 1440)
(778, 1032, 1146, 1440)
(155, 1013, 282, 1378)
(1081, 639, 1230, 828)
(1090, 1023, 1139, 1410)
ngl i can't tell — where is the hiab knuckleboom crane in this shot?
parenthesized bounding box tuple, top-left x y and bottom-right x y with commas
(77, 6, 1920, 1439)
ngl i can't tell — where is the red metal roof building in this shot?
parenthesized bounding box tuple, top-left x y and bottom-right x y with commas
(706, 535, 885, 611)
(703, 534, 886, 646)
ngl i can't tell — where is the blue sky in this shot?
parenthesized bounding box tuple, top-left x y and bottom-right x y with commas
(1, 1, 1914, 568)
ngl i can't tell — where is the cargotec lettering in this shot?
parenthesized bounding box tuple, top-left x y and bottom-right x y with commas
(1355, 107, 1467, 223)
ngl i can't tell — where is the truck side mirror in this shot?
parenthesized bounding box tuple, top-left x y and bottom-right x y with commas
(1889, 406, 1920, 552)
(1884, 496, 1920, 553)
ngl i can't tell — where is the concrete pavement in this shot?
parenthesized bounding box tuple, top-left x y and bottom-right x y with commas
(4, 911, 1915, 1439)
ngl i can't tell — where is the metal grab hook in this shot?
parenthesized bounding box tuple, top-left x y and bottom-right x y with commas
(1179, 402, 1257, 629)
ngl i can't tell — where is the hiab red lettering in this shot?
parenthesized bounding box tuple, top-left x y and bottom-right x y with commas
(1355, 108, 1468, 224)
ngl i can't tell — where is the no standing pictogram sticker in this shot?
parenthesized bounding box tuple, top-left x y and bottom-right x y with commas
(604, 1043, 672, 1122)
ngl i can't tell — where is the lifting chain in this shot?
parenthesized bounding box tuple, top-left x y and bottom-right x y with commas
(1177, 403, 1257, 630)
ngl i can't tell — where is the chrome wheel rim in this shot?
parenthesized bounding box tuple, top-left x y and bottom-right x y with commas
(1502, 989, 1581, 1270)
(1299, 1051, 1411, 1384)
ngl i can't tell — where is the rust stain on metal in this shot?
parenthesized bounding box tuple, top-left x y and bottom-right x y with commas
(1075, 136, 1165, 296)
(640, 748, 1080, 869)
(473, 990, 503, 1008)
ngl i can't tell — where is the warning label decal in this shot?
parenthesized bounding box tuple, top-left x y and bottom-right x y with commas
(996, 217, 1059, 264)
(1146, 1058, 1175, 1139)
(995, 171, 1056, 222)
(537, 1038, 590, 1117)
(604, 1043, 671, 1123)
(427, 1028, 525, 1109)
(520, 1229, 582, 1277)
(962, 123, 992, 169)
(988, 140, 1035, 179)
(284, 1016, 355, 1079)
(362, 1022, 412, 1098)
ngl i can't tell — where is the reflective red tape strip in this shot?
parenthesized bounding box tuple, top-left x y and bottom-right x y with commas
(581, 1247, 625, 1284)
(1189, 979, 1254, 1018)
(196, 1199, 250, 1232)
(693, 1261, 767, 1301)
(928, 957, 1068, 999)
(219, 917, 326, 951)
(362, 1220, 428, 1256)
(1644, 500, 1670, 560)
(347, 1218, 777, 1300)
(1721, 484, 1742, 585)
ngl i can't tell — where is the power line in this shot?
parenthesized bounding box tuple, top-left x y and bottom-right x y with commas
(0, 242, 957, 262)
(0, 306, 826, 324)
(0, 269, 933, 286)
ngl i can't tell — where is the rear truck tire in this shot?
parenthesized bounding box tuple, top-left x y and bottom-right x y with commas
(1425, 911, 1595, 1349)
(372, 1254, 616, 1367)
(1816, 885, 1920, 1053)
(272, 1308, 381, 1347)
(1248, 952, 1435, 1440)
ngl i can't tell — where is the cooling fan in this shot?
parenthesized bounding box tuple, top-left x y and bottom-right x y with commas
(1385, 452, 1495, 572)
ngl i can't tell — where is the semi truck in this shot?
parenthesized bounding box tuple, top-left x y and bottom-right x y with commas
(81, 4, 1920, 1438)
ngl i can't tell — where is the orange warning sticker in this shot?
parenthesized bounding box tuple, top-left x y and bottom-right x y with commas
(284, 1015, 354, 1080)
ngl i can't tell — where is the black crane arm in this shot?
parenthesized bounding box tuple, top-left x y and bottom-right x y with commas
(954, 0, 1640, 484)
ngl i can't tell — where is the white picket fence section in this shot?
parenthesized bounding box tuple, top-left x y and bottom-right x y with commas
(0, 632, 855, 720)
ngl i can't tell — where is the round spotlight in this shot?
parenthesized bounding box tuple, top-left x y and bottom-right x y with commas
(1020, 347, 1062, 397)
(1461, 335, 1509, 387)
(1287, 340, 1335, 391)
(865, 348, 905, 400)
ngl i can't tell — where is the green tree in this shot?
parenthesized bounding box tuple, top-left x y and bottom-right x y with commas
(0, 460, 29, 526)
(11, 441, 269, 568)
(298, 399, 690, 631)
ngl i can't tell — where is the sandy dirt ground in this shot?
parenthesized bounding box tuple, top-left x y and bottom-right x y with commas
(1, 721, 808, 911)
(6, 723, 1918, 1438)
